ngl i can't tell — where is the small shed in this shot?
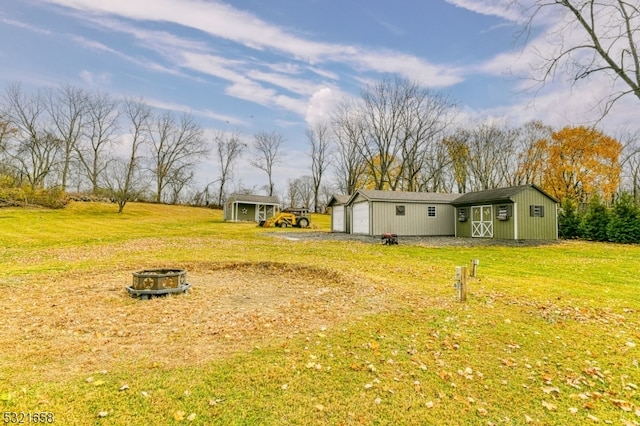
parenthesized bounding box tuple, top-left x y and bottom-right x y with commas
(327, 194, 350, 233)
(224, 193, 280, 222)
(452, 184, 558, 240)
(347, 189, 459, 236)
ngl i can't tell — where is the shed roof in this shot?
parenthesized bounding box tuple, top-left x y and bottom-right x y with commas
(226, 193, 280, 205)
(348, 189, 459, 205)
(451, 184, 558, 206)
(327, 194, 350, 206)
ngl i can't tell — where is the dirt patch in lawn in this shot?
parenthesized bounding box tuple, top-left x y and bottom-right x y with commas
(0, 262, 393, 382)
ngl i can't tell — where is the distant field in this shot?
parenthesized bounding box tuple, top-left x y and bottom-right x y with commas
(1, 202, 639, 425)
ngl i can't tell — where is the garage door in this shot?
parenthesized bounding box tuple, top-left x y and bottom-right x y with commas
(332, 205, 344, 232)
(352, 202, 370, 234)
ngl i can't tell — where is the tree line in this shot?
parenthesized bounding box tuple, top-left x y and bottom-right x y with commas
(2, 79, 640, 210)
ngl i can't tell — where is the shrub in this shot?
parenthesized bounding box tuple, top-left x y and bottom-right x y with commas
(558, 198, 581, 239)
(607, 192, 640, 243)
(581, 195, 610, 241)
(0, 176, 69, 209)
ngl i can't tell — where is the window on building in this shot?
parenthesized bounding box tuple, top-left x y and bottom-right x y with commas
(457, 208, 467, 222)
(497, 205, 510, 221)
(530, 205, 545, 217)
(396, 205, 405, 216)
(427, 205, 436, 217)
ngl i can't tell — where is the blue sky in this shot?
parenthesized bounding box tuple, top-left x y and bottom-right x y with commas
(0, 0, 635, 195)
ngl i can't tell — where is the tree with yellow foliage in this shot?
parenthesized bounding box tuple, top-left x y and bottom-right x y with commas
(534, 126, 621, 203)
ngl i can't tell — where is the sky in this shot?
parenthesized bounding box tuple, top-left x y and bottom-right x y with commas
(0, 0, 637, 197)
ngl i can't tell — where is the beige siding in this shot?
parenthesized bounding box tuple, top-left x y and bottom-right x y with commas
(331, 205, 345, 232)
(371, 202, 455, 236)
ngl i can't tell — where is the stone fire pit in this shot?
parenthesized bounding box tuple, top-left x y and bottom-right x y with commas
(126, 268, 191, 299)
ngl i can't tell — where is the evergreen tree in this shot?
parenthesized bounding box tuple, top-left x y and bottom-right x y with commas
(607, 192, 640, 244)
(558, 198, 581, 239)
(581, 195, 610, 241)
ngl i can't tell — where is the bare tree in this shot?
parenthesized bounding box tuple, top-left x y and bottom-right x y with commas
(0, 115, 17, 175)
(306, 122, 332, 212)
(452, 123, 515, 191)
(1, 83, 59, 189)
(147, 111, 208, 203)
(105, 98, 151, 213)
(625, 148, 640, 201)
(76, 90, 120, 193)
(398, 90, 456, 191)
(418, 139, 452, 193)
(516, 0, 640, 115)
(287, 176, 313, 208)
(213, 130, 245, 207)
(351, 76, 456, 191)
(359, 77, 409, 190)
(45, 85, 88, 191)
(251, 131, 283, 196)
(331, 98, 368, 194)
(0, 114, 14, 151)
(618, 129, 640, 201)
(513, 120, 553, 186)
(442, 134, 469, 193)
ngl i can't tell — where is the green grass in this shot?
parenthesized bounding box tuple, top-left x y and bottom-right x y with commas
(1, 202, 639, 425)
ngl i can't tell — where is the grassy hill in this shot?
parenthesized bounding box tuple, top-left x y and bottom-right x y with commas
(1, 202, 639, 425)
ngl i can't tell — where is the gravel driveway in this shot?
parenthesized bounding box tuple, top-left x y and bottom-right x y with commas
(271, 231, 561, 247)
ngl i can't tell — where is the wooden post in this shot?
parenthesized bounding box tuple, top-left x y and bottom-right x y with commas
(470, 259, 479, 278)
(459, 266, 468, 302)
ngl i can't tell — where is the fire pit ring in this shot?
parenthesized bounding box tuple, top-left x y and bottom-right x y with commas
(126, 268, 191, 299)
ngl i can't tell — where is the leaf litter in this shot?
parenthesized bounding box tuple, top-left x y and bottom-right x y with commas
(0, 261, 394, 382)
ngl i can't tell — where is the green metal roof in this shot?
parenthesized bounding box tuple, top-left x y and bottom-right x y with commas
(451, 184, 558, 206)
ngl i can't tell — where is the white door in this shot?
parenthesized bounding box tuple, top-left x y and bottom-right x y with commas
(256, 204, 267, 222)
(471, 205, 493, 238)
(332, 205, 345, 232)
(352, 202, 370, 234)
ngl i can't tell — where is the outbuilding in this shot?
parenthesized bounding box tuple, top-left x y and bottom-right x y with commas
(451, 184, 558, 240)
(346, 189, 459, 236)
(327, 194, 351, 233)
(223, 193, 280, 223)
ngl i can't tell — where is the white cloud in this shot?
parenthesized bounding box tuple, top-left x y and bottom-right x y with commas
(41, 0, 461, 89)
(79, 70, 112, 86)
(145, 98, 246, 126)
(0, 16, 53, 35)
(246, 70, 322, 96)
(69, 35, 121, 55)
(181, 52, 246, 83)
(444, 0, 526, 22)
(306, 66, 339, 81)
(352, 51, 463, 88)
(305, 87, 340, 126)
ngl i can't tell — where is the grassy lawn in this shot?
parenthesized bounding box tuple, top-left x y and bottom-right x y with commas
(1, 202, 639, 425)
